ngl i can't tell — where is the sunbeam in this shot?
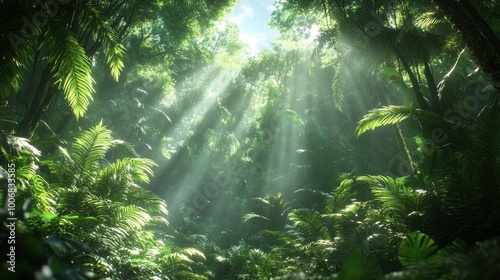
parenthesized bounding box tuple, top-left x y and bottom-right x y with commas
(4, 0, 499, 279)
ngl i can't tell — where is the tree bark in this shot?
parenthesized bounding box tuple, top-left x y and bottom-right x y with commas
(432, 0, 500, 92)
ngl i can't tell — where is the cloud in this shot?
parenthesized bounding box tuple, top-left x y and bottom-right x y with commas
(303, 25, 320, 44)
(266, 4, 275, 12)
(229, 3, 254, 25)
(239, 32, 268, 56)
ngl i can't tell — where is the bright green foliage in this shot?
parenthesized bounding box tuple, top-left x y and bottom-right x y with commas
(43, 19, 96, 119)
(10, 123, 210, 279)
(355, 106, 454, 137)
(80, 4, 125, 82)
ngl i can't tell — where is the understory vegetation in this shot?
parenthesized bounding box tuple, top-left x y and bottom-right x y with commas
(1, 0, 499, 279)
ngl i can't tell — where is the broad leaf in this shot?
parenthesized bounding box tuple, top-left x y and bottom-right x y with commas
(398, 232, 438, 266)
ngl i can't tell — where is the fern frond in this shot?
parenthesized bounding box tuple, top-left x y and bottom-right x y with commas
(15, 163, 55, 213)
(80, 4, 125, 81)
(90, 224, 129, 250)
(71, 121, 112, 185)
(180, 248, 206, 260)
(332, 225, 390, 266)
(113, 205, 151, 230)
(124, 158, 156, 183)
(466, 101, 500, 169)
(42, 18, 95, 119)
(126, 186, 169, 216)
(335, 202, 370, 236)
(332, 58, 347, 111)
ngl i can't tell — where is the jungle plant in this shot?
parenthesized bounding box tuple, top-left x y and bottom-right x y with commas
(355, 99, 500, 243)
(243, 193, 292, 233)
(16, 122, 210, 278)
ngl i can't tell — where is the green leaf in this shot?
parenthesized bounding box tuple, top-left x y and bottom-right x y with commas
(398, 232, 438, 266)
(337, 248, 383, 280)
(42, 18, 95, 119)
(80, 4, 125, 81)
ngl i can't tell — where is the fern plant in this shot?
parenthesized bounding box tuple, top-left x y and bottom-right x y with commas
(40, 122, 165, 246)
(14, 122, 212, 279)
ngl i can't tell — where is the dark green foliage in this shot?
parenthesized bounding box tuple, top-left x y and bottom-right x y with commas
(243, 193, 291, 232)
(1, 0, 500, 279)
(336, 248, 384, 280)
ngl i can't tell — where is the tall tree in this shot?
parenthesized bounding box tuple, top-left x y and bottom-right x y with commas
(431, 0, 500, 91)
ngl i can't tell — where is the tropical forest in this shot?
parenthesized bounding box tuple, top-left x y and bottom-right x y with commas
(1, 0, 500, 279)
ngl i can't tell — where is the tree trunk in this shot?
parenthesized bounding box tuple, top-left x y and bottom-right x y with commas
(394, 47, 431, 110)
(422, 51, 442, 113)
(16, 68, 56, 138)
(432, 0, 500, 91)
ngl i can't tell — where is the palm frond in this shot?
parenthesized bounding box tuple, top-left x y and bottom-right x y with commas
(388, 236, 500, 279)
(398, 232, 438, 266)
(355, 105, 454, 137)
(289, 208, 330, 240)
(358, 176, 418, 216)
(243, 212, 270, 223)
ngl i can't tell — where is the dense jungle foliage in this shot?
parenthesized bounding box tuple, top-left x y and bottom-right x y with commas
(1, 0, 499, 279)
